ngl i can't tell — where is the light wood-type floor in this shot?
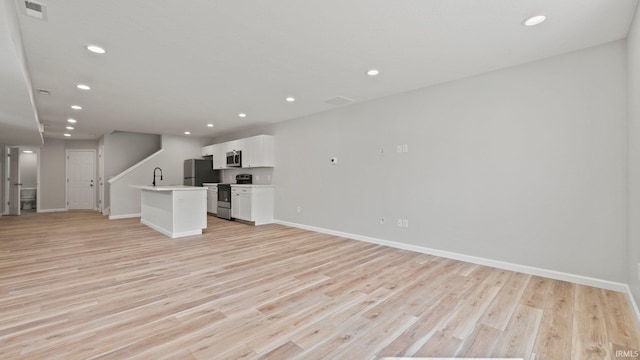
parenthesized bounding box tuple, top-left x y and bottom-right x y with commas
(1, 212, 639, 359)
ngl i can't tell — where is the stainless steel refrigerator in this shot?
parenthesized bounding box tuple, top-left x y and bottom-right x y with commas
(183, 159, 220, 186)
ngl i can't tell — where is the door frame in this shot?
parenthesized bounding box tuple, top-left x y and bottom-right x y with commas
(65, 149, 96, 210)
(1, 147, 41, 215)
(98, 142, 104, 214)
(1, 145, 5, 215)
(35, 148, 41, 212)
(8, 147, 20, 215)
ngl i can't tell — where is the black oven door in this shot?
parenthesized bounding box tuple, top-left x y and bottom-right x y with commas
(217, 185, 230, 207)
(217, 184, 232, 220)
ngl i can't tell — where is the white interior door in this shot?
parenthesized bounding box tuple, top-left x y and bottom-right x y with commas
(67, 150, 95, 210)
(8, 147, 20, 215)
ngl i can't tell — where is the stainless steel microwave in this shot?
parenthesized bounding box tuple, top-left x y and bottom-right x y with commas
(226, 150, 242, 167)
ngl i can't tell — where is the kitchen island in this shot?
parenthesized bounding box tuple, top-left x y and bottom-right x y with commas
(130, 185, 207, 238)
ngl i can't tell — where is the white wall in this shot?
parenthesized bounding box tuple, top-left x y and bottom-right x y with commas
(39, 139, 100, 211)
(103, 131, 162, 209)
(273, 40, 628, 283)
(39, 138, 66, 210)
(19, 151, 37, 188)
(109, 135, 210, 217)
(628, 4, 640, 306)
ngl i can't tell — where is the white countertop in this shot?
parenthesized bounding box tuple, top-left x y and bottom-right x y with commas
(202, 183, 220, 186)
(130, 185, 207, 191)
(230, 184, 275, 188)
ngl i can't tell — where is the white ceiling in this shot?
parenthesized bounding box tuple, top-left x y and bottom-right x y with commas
(0, 0, 42, 146)
(1, 0, 638, 145)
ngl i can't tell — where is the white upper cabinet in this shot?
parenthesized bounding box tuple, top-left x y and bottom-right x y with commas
(205, 134, 274, 169)
(205, 135, 274, 170)
(242, 135, 274, 168)
(212, 143, 227, 170)
(201, 145, 214, 157)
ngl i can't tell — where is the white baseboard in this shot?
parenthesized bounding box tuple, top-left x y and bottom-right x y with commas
(109, 213, 140, 220)
(140, 219, 202, 239)
(37, 208, 68, 213)
(623, 285, 640, 329)
(274, 219, 628, 293)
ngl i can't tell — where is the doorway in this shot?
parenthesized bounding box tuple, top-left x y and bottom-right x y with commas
(66, 149, 96, 210)
(7, 147, 20, 215)
(19, 148, 39, 213)
(2, 147, 40, 215)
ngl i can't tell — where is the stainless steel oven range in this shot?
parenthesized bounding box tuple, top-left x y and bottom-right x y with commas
(217, 183, 232, 220)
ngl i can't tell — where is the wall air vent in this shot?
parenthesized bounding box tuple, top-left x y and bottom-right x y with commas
(325, 96, 354, 106)
(24, 1, 47, 21)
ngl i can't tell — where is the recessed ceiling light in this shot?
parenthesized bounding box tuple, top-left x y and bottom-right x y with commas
(64, 133, 71, 137)
(286, 97, 295, 102)
(523, 15, 546, 26)
(238, 113, 247, 118)
(184, 131, 191, 135)
(22, 150, 33, 154)
(207, 124, 214, 128)
(87, 45, 106, 54)
(66, 126, 74, 130)
(71, 105, 82, 110)
(67, 118, 77, 123)
(367, 69, 380, 76)
(76, 84, 91, 90)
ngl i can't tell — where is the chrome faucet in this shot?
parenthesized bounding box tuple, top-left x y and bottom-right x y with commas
(152, 167, 163, 186)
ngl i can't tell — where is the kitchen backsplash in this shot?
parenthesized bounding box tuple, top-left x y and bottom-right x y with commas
(222, 167, 274, 185)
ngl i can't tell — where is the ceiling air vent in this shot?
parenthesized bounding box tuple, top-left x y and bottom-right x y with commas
(24, 1, 47, 21)
(324, 96, 354, 106)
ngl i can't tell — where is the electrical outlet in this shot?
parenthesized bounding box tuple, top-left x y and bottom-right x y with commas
(402, 144, 408, 153)
(297, 206, 301, 213)
(402, 219, 409, 228)
(396, 145, 402, 153)
(379, 217, 385, 225)
(396, 219, 403, 227)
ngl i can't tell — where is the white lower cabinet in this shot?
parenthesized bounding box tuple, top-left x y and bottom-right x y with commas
(230, 186, 274, 225)
(204, 184, 218, 214)
(232, 191, 251, 220)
